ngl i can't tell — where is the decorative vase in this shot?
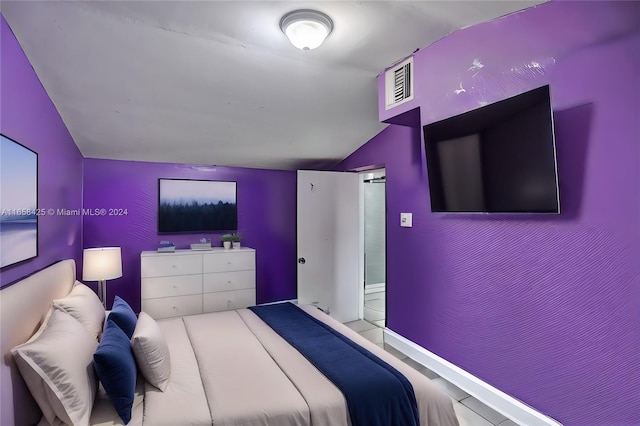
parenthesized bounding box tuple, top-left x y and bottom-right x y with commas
(232, 241, 241, 249)
(223, 241, 231, 250)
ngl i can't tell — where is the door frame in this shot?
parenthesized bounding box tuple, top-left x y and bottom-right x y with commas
(357, 166, 387, 325)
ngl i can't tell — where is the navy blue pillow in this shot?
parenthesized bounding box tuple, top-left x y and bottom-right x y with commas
(94, 319, 137, 424)
(109, 296, 137, 338)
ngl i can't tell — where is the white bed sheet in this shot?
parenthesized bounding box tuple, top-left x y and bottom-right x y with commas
(143, 317, 211, 426)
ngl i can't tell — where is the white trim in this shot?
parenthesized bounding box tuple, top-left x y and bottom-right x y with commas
(358, 174, 365, 320)
(384, 329, 563, 426)
(359, 168, 386, 321)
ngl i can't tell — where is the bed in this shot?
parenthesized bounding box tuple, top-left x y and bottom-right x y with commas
(1, 259, 459, 426)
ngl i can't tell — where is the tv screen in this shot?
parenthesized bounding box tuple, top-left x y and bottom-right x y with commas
(423, 85, 559, 213)
(158, 179, 237, 233)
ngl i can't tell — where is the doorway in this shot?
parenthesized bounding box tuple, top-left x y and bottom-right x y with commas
(361, 169, 386, 327)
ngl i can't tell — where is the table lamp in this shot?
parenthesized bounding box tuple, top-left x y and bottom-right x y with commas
(83, 247, 122, 308)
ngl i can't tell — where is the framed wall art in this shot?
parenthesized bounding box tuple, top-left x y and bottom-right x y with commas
(158, 178, 237, 233)
(1, 134, 38, 268)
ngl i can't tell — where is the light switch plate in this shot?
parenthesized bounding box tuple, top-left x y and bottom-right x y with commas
(400, 212, 412, 227)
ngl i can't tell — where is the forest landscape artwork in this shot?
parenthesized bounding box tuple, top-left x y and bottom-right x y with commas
(0, 134, 38, 268)
(158, 179, 237, 233)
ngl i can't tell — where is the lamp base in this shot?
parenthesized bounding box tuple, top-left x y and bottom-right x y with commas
(97, 280, 107, 309)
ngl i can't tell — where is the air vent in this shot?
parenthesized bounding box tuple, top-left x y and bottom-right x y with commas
(385, 57, 414, 110)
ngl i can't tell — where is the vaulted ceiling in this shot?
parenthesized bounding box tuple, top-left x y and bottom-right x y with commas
(2, 1, 544, 170)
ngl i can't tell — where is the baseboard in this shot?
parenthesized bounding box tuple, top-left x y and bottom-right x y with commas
(383, 329, 563, 426)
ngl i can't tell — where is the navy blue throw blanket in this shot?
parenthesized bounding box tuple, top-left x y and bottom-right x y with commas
(249, 303, 419, 426)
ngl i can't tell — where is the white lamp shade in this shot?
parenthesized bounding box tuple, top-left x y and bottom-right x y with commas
(83, 247, 122, 281)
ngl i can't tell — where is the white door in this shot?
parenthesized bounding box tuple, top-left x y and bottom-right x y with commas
(297, 170, 361, 323)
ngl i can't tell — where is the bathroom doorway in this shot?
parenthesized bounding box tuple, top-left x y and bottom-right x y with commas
(362, 169, 386, 327)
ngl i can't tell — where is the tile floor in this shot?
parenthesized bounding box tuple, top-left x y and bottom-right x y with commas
(344, 319, 519, 426)
(364, 286, 386, 326)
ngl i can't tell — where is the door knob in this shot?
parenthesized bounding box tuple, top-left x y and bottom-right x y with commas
(297, 257, 306, 264)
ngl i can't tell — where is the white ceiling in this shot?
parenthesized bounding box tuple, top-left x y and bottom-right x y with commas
(2, 1, 544, 170)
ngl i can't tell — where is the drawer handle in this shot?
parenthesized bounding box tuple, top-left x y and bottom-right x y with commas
(172, 265, 176, 268)
(173, 285, 177, 289)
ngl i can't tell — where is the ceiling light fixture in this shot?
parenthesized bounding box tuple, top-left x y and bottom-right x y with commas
(280, 9, 333, 51)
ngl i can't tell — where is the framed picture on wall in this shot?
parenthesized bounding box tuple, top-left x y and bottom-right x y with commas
(158, 178, 237, 233)
(1, 134, 38, 268)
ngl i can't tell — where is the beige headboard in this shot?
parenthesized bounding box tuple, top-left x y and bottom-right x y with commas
(0, 259, 76, 426)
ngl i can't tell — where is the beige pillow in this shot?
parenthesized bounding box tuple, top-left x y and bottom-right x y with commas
(131, 312, 171, 391)
(53, 281, 105, 341)
(11, 309, 99, 425)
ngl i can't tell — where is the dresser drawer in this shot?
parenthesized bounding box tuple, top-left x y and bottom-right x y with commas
(203, 270, 255, 293)
(142, 275, 202, 299)
(141, 254, 202, 278)
(203, 289, 255, 313)
(142, 295, 203, 319)
(202, 251, 255, 273)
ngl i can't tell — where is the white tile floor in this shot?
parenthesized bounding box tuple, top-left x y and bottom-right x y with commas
(364, 287, 386, 325)
(344, 319, 520, 426)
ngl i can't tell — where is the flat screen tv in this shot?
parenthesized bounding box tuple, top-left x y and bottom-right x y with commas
(158, 179, 237, 233)
(423, 85, 559, 213)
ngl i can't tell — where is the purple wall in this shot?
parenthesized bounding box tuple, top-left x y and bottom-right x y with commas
(0, 15, 83, 287)
(340, 2, 639, 425)
(82, 159, 297, 311)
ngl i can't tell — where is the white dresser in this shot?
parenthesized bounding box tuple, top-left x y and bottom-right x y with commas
(141, 248, 256, 319)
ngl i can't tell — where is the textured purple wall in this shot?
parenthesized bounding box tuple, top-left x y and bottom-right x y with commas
(341, 2, 640, 425)
(82, 159, 297, 311)
(0, 15, 83, 287)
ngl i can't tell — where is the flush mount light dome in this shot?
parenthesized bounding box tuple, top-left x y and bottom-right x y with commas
(280, 9, 333, 51)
